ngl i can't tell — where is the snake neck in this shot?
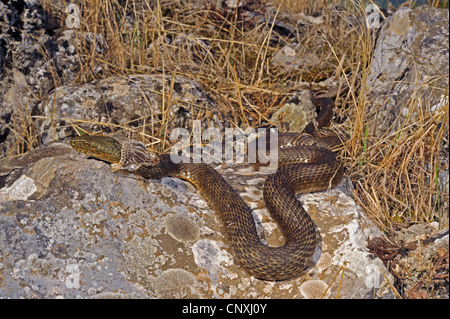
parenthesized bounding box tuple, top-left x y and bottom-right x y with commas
(134, 154, 180, 179)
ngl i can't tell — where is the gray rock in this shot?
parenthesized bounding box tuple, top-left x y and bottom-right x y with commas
(0, 142, 393, 298)
(0, 1, 106, 158)
(366, 5, 449, 137)
(35, 74, 225, 145)
(366, 4, 449, 215)
(269, 90, 317, 132)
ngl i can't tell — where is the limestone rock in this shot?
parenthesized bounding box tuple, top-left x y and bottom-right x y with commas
(35, 74, 224, 145)
(0, 142, 393, 298)
(366, 5, 449, 137)
(0, 0, 106, 158)
(269, 91, 317, 132)
(365, 4, 449, 217)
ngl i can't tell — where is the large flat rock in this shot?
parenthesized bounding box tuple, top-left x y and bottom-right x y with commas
(0, 142, 393, 298)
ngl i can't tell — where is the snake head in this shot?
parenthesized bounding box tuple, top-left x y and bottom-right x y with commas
(70, 135, 123, 164)
(110, 135, 160, 172)
(70, 134, 160, 172)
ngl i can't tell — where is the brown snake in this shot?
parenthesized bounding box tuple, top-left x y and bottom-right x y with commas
(70, 129, 344, 281)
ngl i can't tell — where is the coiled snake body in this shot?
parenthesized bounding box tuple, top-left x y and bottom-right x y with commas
(70, 130, 343, 281)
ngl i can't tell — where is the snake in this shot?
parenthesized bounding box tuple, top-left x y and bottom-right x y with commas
(70, 128, 344, 281)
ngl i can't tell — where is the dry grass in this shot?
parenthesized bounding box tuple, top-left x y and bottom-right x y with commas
(25, 0, 448, 235)
(350, 87, 449, 231)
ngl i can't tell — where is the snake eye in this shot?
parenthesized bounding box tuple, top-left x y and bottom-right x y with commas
(84, 141, 90, 147)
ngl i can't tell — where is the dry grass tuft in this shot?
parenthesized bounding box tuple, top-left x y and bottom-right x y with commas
(349, 89, 449, 232)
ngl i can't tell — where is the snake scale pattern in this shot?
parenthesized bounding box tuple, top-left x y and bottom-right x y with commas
(70, 127, 343, 281)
